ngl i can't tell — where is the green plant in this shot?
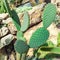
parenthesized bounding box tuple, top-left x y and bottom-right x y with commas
(14, 40, 29, 54)
(20, 12, 30, 32)
(29, 27, 49, 48)
(29, 3, 56, 48)
(0, 0, 7, 13)
(42, 3, 56, 28)
(1, 0, 58, 60)
(2, 0, 30, 60)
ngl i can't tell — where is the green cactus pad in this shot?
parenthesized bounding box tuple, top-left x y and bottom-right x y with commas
(4, 0, 21, 31)
(42, 3, 56, 28)
(29, 27, 49, 48)
(17, 31, 23, 38)
(14, 40, 29, 54)
(20, 12, 30, 32)
(11, 10, 21, 31)
(17, 31, 26, 42)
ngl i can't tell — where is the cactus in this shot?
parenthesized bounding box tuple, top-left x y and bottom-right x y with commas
(17, 31, 26, 42)
(17, 31, 23, 38)
(0, 0, 6, 13)
(42, 3, 56, 28)
(20, 12, 30, 32)
(11, 10, 21, 31)
(3, 0, 21, 31)
(1, 1, 58, 59)
(14, 40, 29, 54)
(29, 27, 49, 48)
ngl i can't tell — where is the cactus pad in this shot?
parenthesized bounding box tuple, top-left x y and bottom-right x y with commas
(17, 31, 26, 42)
(14, 40, 29, 54)
(4, 0, 21, 31)
(29, 27, 49, 48)
(11, 10, 21, 31)
(42, 3, 56, 28)
(17, 31, 23, 38)
(20, 12, 30, 32)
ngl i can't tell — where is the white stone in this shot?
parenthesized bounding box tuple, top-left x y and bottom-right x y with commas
(2, 18, 12, 24)
(0, 27, 9, 37)
(0, 13, 8, 20)
(0, 34, 14, 49)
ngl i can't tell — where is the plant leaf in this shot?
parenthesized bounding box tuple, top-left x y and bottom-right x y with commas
(17, 31, 23, 38)
(41, 47, 60, 54)
(29, 27, 49, 48)
(3, 0, 21, 31)
(11, 10, 21, 31)
(14, 40, 29, 54)
(57, 33, 60, 46)
(20, 12, 30, 32)
(47, 40, 55, 47)
(42, 3, 56, 28)
(17, 31, 26, 42)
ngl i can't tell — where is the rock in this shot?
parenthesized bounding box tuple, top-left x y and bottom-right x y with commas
(0, 27, 9, 38)
(0, 34, 14, 49)
(0, 19, 2, 24)
(22, 0, 29, 4)
(51, 0, 60, 4)
(2, 17, 12, 24)
(0, 13, 9, 20)
(27, 48, 34, 57)
(56, 23, 60, 29)
(7, 22, 17, 35)
(51, 0, 60, 12)
(48, 23, 60, 45)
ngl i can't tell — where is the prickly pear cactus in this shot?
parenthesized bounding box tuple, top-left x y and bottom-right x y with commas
(29, 27, 49, 48)
(3, 0, 21, 31)
(14, 40, 29, 53)
(20, 12, 30, 32)
(17, 31, 26, 42)
(42, 3, 56, 28)
(11, 10, 21, 31)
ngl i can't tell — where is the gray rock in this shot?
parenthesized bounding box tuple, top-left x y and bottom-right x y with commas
(0, 27, 9, 38)
(0, 34, 14, 49)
